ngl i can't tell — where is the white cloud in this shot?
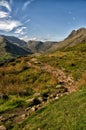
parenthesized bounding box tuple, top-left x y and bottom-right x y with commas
(24, 18, 31, 23)
(22, 1, 31, 10)
(0, 11, 9, 18)
(14, 27, 27, 35)
(0, 0, 11, 12)
(0, 20, 21, 32)
(20, 36, 38, 42)
(22, 0, 35, 10)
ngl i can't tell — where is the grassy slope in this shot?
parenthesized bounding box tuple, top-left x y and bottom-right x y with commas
(12, 42, 86, 130)
(0, 56, 58, 96)
(0, 42, 86, 129)
(37, 42, 86, 83)
(14, 89, 86, 130)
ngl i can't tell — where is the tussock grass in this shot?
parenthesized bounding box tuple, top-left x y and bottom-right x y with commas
(13, 89, 86, 130)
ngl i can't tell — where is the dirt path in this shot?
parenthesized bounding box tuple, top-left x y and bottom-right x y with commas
(27, 60, 77, 93)
(0, 59, 78, 129)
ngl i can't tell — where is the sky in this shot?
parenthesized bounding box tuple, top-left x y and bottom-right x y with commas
(0, 0, 86, 41)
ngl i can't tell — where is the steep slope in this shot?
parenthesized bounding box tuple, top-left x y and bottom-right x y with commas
(14, 89, 86, 130)
(51, 28, 86, 50)
(1, 35, 26, 46)
(0, 36, 32, 58)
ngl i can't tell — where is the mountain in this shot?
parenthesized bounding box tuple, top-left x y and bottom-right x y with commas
(0, 36, 32, 59)
(0, 27, 86, 59)
(0, 35, 58, 55)
(51, 28, 86, 51)
(25, 28, 86, 53)
(26, 40, 57, 53)
(0, 35, 86, 129)
(1, 35, 26, 46)
(0, 28, 86, 129)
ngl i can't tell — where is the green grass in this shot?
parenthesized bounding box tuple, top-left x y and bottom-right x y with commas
(13, 88, 86, 130)
(37, 43, 86, 81)
(0, 97, 26, 114)
(0, 41, 86, 130)
(0, 56, 57, 95)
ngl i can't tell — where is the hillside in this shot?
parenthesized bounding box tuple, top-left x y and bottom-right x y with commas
(50, 28, 86, 51)
(0, 36, 32, 62)
(1, 35, 26, 47)
(0, 37, 86, 129)
(25, 28, 86, 53)
(14, 89, 86, 130)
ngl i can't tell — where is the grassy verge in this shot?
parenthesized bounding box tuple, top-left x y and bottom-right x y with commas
(13, 88, 86, 130)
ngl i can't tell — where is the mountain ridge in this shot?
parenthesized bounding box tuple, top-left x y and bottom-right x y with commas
(0, 27, 86, 58)
(0, 36, 32, 58)
(51, 27, 86, 51)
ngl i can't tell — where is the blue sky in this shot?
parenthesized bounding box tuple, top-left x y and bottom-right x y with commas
(0, 0, 86, 41)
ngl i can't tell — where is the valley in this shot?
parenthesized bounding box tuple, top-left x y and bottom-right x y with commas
(0, 28, 86, 130)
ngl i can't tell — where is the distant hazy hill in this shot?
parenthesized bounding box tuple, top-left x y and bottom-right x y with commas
(26, 40, 57, 53)
(0, 36, 32, 58)
(51, 28, 86, 51)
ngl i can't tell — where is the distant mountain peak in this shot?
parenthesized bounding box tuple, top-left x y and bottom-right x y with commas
(51, 27, 86, 50)
(67, 27, 86, 39)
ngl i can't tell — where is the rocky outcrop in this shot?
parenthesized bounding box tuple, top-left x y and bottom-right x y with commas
(0, 125, 6, 130)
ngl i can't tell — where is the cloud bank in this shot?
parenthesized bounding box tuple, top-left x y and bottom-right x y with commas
(0, 11, 9, 18)
(0, 20, 21, 32)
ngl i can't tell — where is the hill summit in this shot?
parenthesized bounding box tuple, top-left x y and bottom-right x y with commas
(52, 27, 86, 50)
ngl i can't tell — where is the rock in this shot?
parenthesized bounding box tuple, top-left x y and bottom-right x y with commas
(26, 98, 34, 103)
(0, 125, 6, 130)
(38, 128, 41, 130)
(29, 106, 36, 114)
(32, 97, 42, 105)
(55, 96, 59, 100)
(41, 101, 45, 105)
(0, 94, 8, 100)
(37, 97, 43, 103)
(0, 116, 3, 122)
(35, 104, 41, 110)
(20, 114, 26, 120)
(34, 93, 41, 96)
(25, 107, 31, 112)
(14, 114, 26, 123)
(26, 112, 30, 116)
(49, 94, 54, 98)
(56, 84, 62, 88)
(46, 100, 50, 104)
(27, 62, 32, 67)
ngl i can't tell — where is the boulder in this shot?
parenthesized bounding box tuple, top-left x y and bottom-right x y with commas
(55, 96, 59, 100)
(29, 106, 36, 115)
(26, 98, 35, 103)
(0, 125, 6, 130)
(0, 94, 8, 100)
(37, 97, 43, 103)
